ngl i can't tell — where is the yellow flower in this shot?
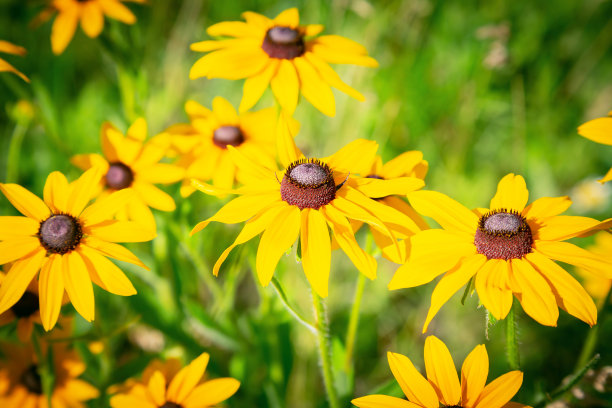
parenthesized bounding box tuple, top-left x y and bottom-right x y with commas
(191, 115, 424, 297)
(72, 118, 184, 232)
(389, 174, 612, 331)
(0, 168, 155, 331)
(352, 335, 530, 408)
(165, 97, 282, 197)
(190, 8, 378, 117)
(578, 110, 612, 183)
(0, 342, 99, 407)
(110, 352, 240, 408)
(42, 0, 144, 55)
(576, 232, 612, 308)
(0, 41, 29, 82)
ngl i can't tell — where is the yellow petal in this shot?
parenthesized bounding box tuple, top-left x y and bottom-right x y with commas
(276, 112, 304, 168)
(423, 254, 487, 332)
(475, 260, 513, 320)
(0, 216, 39, 239)
(382, 151, 426, 179)
(99, 0, 136, 24)
(522, 196, 571, 219)
(0, 248, 45, 314)
(106, 126, 142, 165)
(0, 58, 29, 82)
(38, 254, 64, 331)
(273, 8, 299, 27)
(147, 371, 166, 406)
(127, 117, 147, 141)
(383, 196, 430, 231)
(0, 237, 42, 265)
(211, 152, 237, 192)
(166, 352, 209, 404)
(510, 258, 558, 326)
(100, 122, 120, 162)
(424, 336, 461, 406)
(110, 394, 157, 408)
(271, 60, 299, 115)
(212, 96, 239, 125)
(136, 164, 185, 184)
(388, 229, 474, 289)
(226, 145, 278, 180)
(67, 167, 105, 216)
(599, 167, 612, 183)
(51, 6, 78, 54)
(241, 11, 273, 29)
(63, 251, 95, 322)
(80, 2, 104, 38)
(293, 56, 336, 117)
(125, 198, 157, 234)
(0, 183, 50, 222)
(0, 40, 26, 56)
(132, 181, 176, 212)
(351, 395, 422, 408)
(534, 240, 612, 278)
(387, 352, 438, 408)
(578, 116, 612, 146)
(207, 21, 261, 38)
(80, 188, 135, 226)
(535, 215, 610, 241)
(304, 24, 324, 37)
(352, 177, 425, 198)
(304, 52, 365, 101)
(408, 190, 478, 235)
(78, 246, 136, 296)
(301, 209, 332, 297)
(473, 371, 523, 408)
(190, 46, 268, 80)
(489, 174, 529, 212)
(332, 195, 397, 245)
(324, 139, 378, 174)
(85, 219, 156, 243)
(314, 35, 369, 55)
(526, 252, 597, 326)
(461, 344, 489, 408)
(256, 205, 300, 286)
(82, 236, 148, 270)
(43, 171, 69, 214)
(182, 378, 241, 407)
(240, 60, 279, 112)
(310, 42, 379, 67)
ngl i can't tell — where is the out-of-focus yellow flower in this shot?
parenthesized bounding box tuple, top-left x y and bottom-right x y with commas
(576, 232, 612, 308)
(0, 41, 29, 82)
(578, 110, 612, 183)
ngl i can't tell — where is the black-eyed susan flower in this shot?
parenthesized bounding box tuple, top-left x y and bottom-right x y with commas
(190, 8, 378, 117)
(578, 111, 612, 183)
(40, 0, 144, 55)
(352, 335, 530, 408)
(0, 342, 99, 407)
(191, 115, 424, 297)
(72, 118, 184, 232)
(110, 352, 240, 408)
(165, 97, 282, 197)
(0, 168, 155, 331)
(575, 232, 612, 308)
(389, 174, 612, 331)
(0, 41, 29, 82)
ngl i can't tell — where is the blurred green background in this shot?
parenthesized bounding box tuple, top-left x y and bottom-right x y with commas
(0, 0, 611, 407)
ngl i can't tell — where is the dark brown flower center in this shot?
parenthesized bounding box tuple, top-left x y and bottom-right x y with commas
(20, 365, 43, 395)
(106, 162, 134, 190)
(262, 26, 305, 59)
(38, 214, 83, 255)
(213, 125, 244, 149)
(474, 209, 533, 260)
(10, 291, 39, 318)
(160, 403, 182, 408)
(280, 159, 337, 209)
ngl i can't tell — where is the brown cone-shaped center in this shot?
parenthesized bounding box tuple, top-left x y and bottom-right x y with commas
(39, 214, 82, 255)
(280, 159, 337, 209)
(262, 26, 305, 59)
(106, 162, 134, 190)
(213, 125, 244, 149)
(11, 292, 39, 318)
(474, 209, 533, 260)
(20, 365, 43, 395)
(160, 403, 182, 408)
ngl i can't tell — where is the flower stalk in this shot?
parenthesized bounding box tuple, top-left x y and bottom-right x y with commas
(505, 304, 520, 370)
(312, 292, 340, 408)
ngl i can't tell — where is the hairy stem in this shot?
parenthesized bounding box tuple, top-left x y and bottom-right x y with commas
(312, 292, 340, 408)
(505, 304, 520, 370)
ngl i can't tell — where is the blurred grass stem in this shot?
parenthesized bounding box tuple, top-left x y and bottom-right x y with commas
(312, 292, 340, 408)
(575, 286, 612, 370)
(343, 273, 366, 372)
(271, 277, 317, 334)
(6, 123, 28, 182)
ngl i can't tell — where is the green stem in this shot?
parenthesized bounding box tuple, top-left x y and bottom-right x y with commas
(271, 277, 317, 334)
(505, 304, 520, 370)
(6, 123, 28, 182)
(31, 332, 54, 407)
(312, 292, 340, 408)
(344, 272, 366, 372)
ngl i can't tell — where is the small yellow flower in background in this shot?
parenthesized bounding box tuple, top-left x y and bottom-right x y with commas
(576, 232, 612, 308)
(352, 335, 530, 408)
(72, 118, 184, 232)
(0, 41, 29, 82)
(389, 174, 612, 332)
(0, 168, 155, 331)
(41, 0, 145, 55)
(191, 115, 424, 297)
(0, 342, 99, 407)
(110, 352, 240, 408)
(165, 97, 284, 197)
(578, 110, 612, 183)
(190, 8, 378, 117)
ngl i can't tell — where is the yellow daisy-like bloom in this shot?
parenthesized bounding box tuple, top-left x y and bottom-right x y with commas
(165, 97, 280, 197)
(72, 118, 184, 232)
(190, 8, 378, 117)
(110, 352, 240, 408)
(43, 0, 144, 55)
(191, 115, 424, 297)
(0, 342, 99, 407)
(0, 41, 29, 82)
(0, 167, 155, 331)
(578, 110, 612, 183)
(389, 173, 612, 332)
(576, 232, 612, 308)
(352, 335, 530, 408)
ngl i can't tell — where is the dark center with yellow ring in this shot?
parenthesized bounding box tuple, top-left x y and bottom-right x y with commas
(11, 292, 39, 318)
(20, 365, 43, 395)
(474, 209, 533, 260)
(213, 125, 245, 149)
(106, 162, 134, 190)
(38, 214, 83, 255)
(262, 26, 305, 59)
(160, 403, 182, 408)
(280, 159, 337, 209)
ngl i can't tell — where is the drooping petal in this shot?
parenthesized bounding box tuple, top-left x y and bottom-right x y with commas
(63, 251, 95, 322)
(300, 209, 332, 297)
(489, 174, 529, 212)
(166, 352, 210, 404)
(424, 336, 461, 406)
(0, 216, 39, 239)
(43, 171, 69, 213)
(293, 56, 336, 117)
(387, 352, 439, 408)
(80, 1, 104, 38)
(522, 196, 571, 219)
(304, 52, 365, 101)
(51, 6, 79, 54)
(182, 378, 241, 407)
(533, 240, 612, 278)
(408, 190, 478, 235)
(38, 254, 64, 331)
(270, 60, 300, 115)
(0, 248, 45, 314)
(0, 183, 51, 222)
(78, 246, 136, 296)
(461, 344, 489, 408)
(84, 219, 156, 242)
(510, 258, 558, 326)
(351, 395, 423, 408)
(475, 260, 513, 321)
(473, 371, 523, 408)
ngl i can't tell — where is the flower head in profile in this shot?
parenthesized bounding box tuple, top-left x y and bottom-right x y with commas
(0, 342, 99, 407)
(0, 41, 29, 82)
(352, 335, 530, 408)
(72, 118, 184, 232)
(578, 110, 612, 183)
(575, 232, 612, 308)
(389, 174, 612, 331)
(0, 168, 155, 331)
(191, 115, 424, 297)
(110, 352, 240, 408)
(190, 8, 378, 117)
(165, 97, 282, 197)
(39, 0, 144, 55)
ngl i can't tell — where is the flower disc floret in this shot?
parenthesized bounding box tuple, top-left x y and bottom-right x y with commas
(213, 125, 245, 148)
(474, 209, 532, 260)
(262, 26, 305, 59)
(38, 214, 83, 255)
(280, 159, 337, 209)
(105, 162, 134, 190)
